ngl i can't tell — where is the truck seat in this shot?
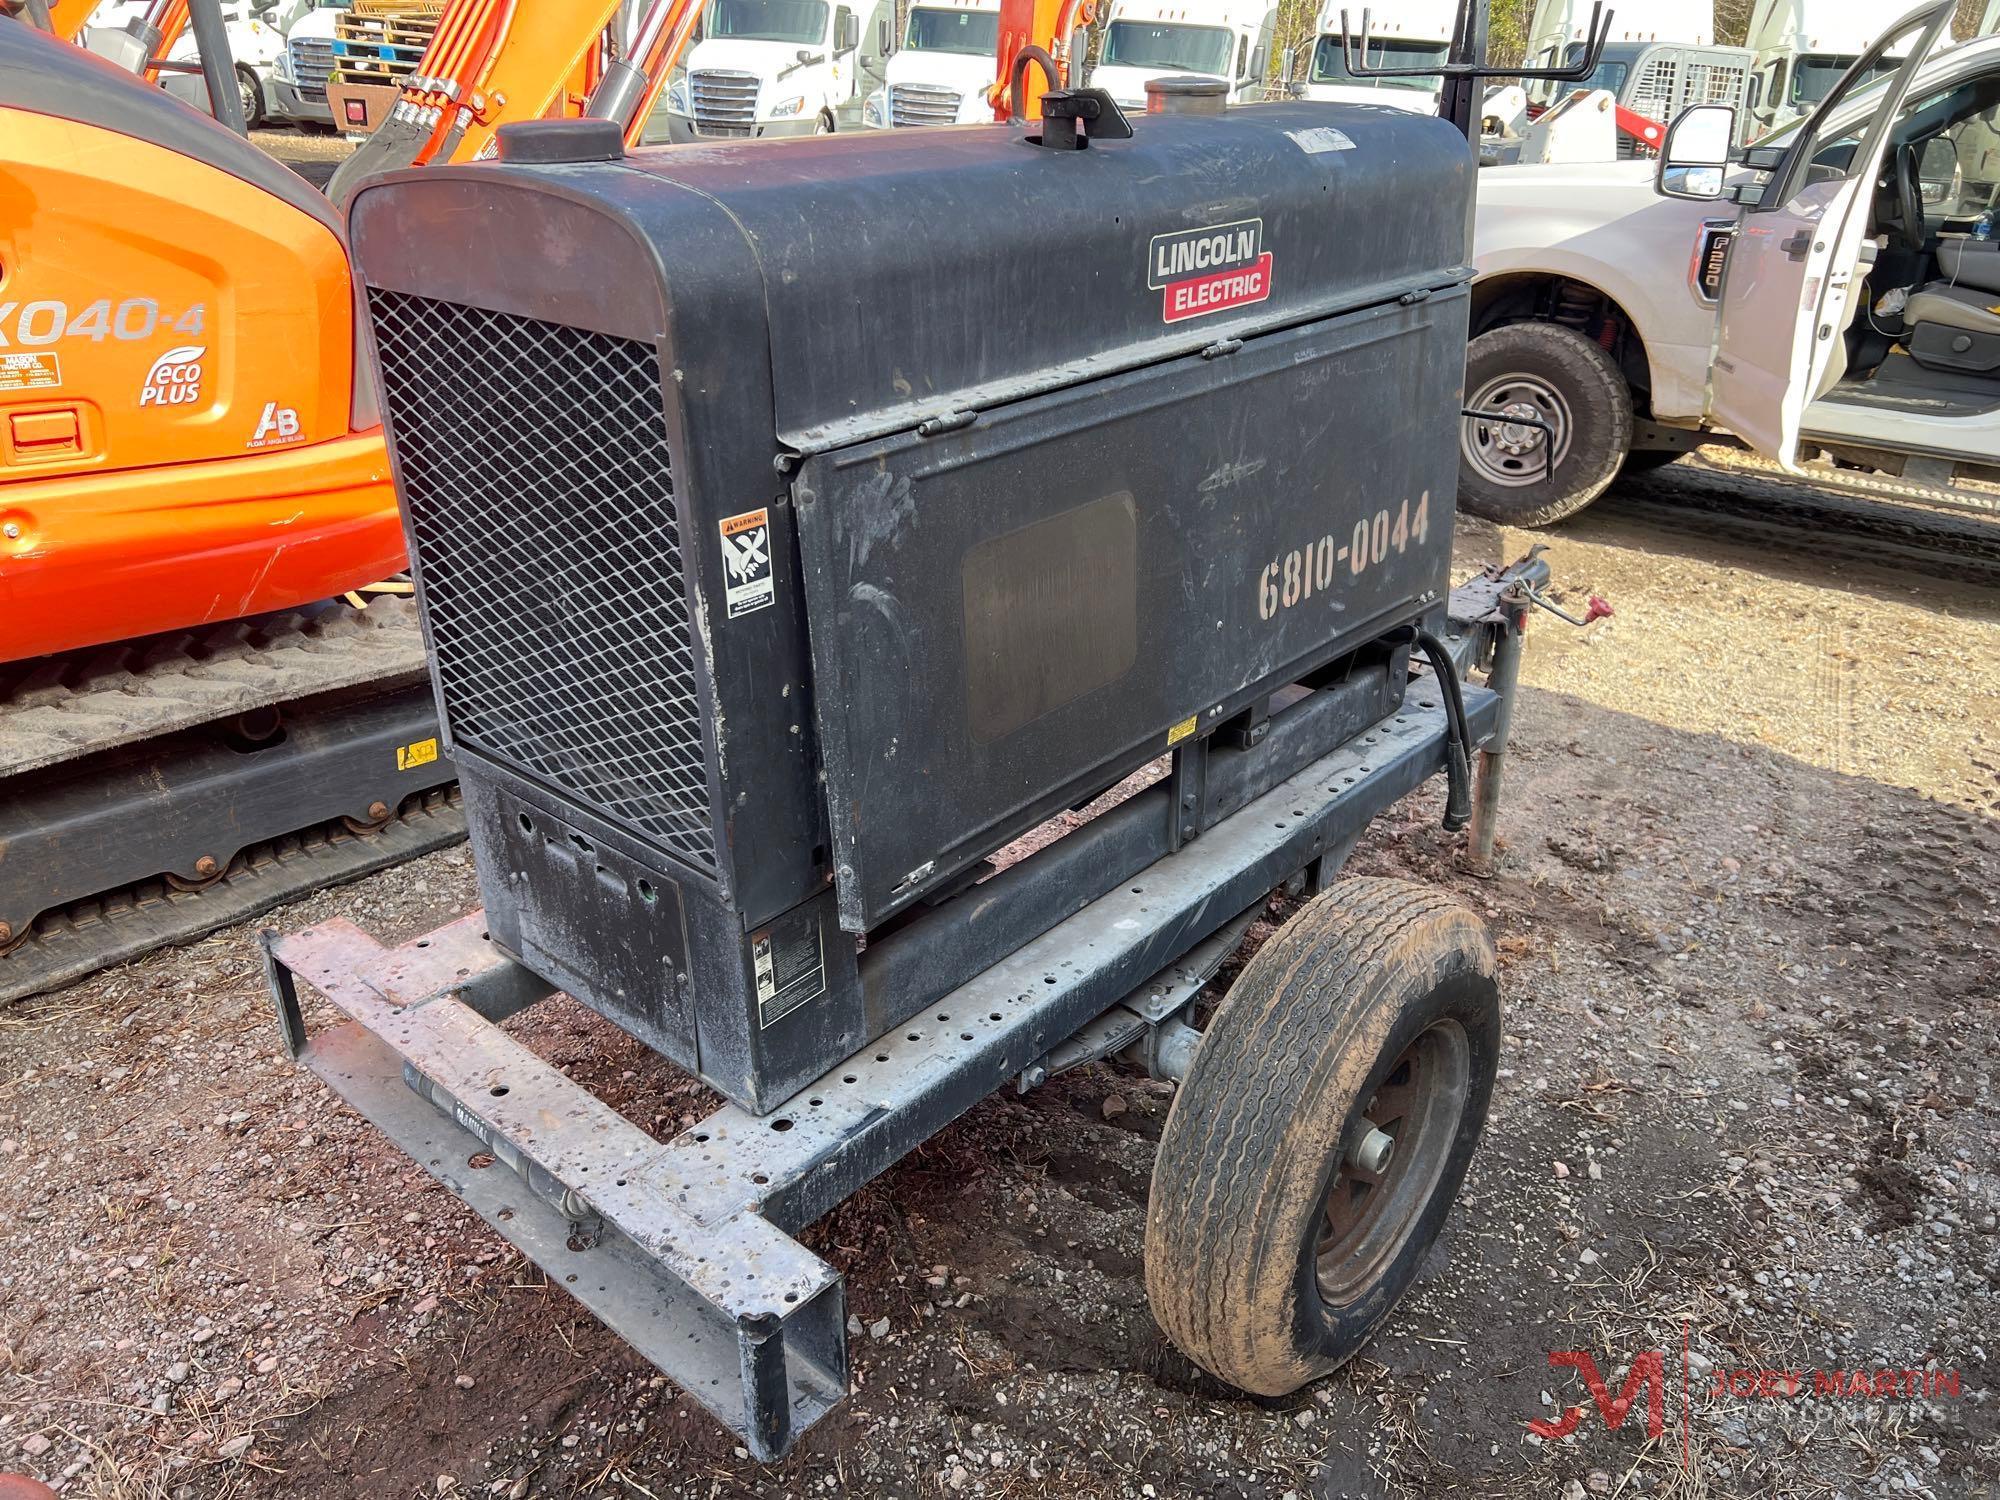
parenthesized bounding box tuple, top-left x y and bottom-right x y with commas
(1904, 245, 2000, 376)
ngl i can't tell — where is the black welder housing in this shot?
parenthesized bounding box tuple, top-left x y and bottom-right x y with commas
(349, 102, 1476, 1114)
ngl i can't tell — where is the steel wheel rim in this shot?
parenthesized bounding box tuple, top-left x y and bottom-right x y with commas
(239, 73, 258, 122)
(1462, 371, 1573, 489)
(1314, 1019, 1471, 1306)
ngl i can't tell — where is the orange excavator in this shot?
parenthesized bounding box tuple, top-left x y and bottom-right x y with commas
(0, 0, 1090, 1002)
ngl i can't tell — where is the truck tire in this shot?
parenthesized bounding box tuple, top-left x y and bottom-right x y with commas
(1144, 878, 1500, 1396)
(1459, 322, 1632, 527)
(237, 65, 266, 129)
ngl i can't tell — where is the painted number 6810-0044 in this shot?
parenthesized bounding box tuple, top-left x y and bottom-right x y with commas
(0, 299, 207, 346)
(1257, 492, 1433, 621)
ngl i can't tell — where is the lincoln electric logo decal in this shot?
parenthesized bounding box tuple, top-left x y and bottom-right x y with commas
(1148, 218, 1274, 324)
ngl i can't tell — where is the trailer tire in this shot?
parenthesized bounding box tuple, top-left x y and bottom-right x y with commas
(1144, 878, 1499, 1396)
(1459, 322, 1632, 527)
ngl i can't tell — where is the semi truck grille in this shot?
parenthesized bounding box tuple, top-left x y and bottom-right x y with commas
(366, 289, 719, 876)
(690, 69, 759, 135)
(889, 83, 959, 126)
(289, 35, 333, 102)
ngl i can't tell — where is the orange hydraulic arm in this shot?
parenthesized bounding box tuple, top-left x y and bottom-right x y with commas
(46, 0, 101, 41)
(325, 0, 706, 200)
(990, 0, 1095, 119)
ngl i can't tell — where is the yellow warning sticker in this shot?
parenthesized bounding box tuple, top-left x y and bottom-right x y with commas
(1167, 714, 1199, 746)
(396, 737, 439, 772)
(0, 352, 60, 392)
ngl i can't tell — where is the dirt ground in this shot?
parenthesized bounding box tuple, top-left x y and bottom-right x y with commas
(1, 455, 1996, 1500)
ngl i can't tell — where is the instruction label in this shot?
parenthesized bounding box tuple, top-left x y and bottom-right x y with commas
(0, 352, 59, 391)
(753, 906, 826, 1028)
(718, 507, 775, 618)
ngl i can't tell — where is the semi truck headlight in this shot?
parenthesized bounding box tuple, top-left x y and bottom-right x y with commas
(768, 95, 806, 117)
(863, 88, 886, 127)
(666, 72, 690, 114)
(275, 48, 294, 82)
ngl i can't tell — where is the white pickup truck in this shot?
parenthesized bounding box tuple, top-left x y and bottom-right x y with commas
(1462, 0, 2000, 524)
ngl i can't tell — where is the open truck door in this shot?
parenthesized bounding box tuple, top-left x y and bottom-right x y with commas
(1655, 0, 1955, 466)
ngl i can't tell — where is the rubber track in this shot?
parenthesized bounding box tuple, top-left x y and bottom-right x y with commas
(1146, 878, 1490, 1393)
(0, 596, 428, 778)
(0, 788, 464, 1005)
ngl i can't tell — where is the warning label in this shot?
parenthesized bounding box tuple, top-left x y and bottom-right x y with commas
(719, 507, 775, 618)
(0, 352, 60, 392)
(753, 906, 826, 1028)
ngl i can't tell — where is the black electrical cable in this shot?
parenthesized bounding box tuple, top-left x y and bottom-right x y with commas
(1414, 630, 1474, 832)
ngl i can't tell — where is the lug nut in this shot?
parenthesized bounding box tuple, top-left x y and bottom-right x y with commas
(368, 801, 390, 821)
(0, 921, 12, 944)
(194, 855, 218, 877)
(1348, 1121, 1396, 1176)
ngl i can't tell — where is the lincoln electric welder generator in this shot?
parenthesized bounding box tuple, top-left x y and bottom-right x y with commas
(278, 86, 1548, 1456)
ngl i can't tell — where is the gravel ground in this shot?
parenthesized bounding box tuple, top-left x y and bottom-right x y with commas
(1, 455, 1995, 1500)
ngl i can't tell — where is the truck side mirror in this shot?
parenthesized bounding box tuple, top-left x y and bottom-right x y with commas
(878, 16, 891, 56)
(837, 10, 858, 53)
(1656, 103, 1734, 200)
(1280, 45, 1295, 81)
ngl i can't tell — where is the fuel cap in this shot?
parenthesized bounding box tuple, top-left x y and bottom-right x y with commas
(1145, 77, 1229, 115)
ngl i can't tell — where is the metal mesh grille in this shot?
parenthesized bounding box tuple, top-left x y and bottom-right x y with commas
(368, 289, 719, 874)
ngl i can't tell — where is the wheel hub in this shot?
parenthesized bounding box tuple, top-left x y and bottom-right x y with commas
(1462, 372, 1574, 490)
(1491, 401, 1547, 456)
(1314, 1021, 1471, 1307)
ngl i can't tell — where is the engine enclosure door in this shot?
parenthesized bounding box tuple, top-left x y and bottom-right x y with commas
(1706, 0, 1955, 464)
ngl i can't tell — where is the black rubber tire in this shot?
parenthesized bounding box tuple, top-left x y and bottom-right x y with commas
(1144, 878, 1500, 1396)
(237, 65, 266, 129)
(1621, 448, 1684, 475)
(1459, 321, 1633, 528)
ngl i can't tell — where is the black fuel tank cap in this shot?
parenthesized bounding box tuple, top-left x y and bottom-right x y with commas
(496, 119, 626, 165)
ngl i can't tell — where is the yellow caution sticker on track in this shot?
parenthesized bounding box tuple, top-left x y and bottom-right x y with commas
(397, 737, 439, 772)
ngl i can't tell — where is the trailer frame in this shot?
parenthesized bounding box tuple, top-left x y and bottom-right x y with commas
(263, 556, 1544, 1462)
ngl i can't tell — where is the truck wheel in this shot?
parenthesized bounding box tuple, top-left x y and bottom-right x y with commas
(1459, 322, 1632, 527)
(815, 110, 835, 135)
(1144, 878, 1499, 1396)
(237, 65, 266, 129)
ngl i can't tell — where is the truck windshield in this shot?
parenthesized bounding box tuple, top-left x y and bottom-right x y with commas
(1100, 20, 1233, 75)
(1562, 39, 1636, 96)
(904, 6, 1000, 54)
(1309, 34, 1446, 90)
(707, 0, 828, 46)
(1791, 53, 1902, 106)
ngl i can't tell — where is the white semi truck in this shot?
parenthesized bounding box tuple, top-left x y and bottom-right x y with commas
(1286, 0, 1453, 111)
(861, 0, 1001, 127)
(655, 0, 868, 139)
(1087, 0, 1277, 111)
(1463, 0, 1999, 524)
(1742, 0, 1911, 137)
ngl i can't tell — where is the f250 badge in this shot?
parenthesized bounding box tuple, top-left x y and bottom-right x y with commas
(1148, 218, 1274, 324)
